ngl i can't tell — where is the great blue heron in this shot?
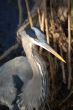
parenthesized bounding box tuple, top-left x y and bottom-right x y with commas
(0, 26, 65, 110)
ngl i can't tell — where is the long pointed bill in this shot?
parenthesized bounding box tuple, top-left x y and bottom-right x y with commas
(32, 39, 66, 63)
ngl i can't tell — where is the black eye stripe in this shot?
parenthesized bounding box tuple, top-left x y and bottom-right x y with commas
(25, 28, 37, 39)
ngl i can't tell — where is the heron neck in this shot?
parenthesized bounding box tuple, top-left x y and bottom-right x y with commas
(21, 38, 47, 77)
(21, 37, 49, 99)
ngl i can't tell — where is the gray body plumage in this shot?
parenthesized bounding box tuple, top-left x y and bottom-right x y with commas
(0, 55, 48, 110)
(0, 56, 33, 110)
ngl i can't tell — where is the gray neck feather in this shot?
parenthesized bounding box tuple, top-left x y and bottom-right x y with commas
(21, 37, 49, 109)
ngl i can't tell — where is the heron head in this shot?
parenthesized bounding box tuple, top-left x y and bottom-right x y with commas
(17, 26, 66, 63)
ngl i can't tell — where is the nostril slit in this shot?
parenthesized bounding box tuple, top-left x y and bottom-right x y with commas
(0, 104, 9, 110)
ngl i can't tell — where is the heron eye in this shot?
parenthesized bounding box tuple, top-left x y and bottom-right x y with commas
(25, 28, 37, 39)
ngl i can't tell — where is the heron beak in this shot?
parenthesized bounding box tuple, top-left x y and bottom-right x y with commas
(17, 29, 66, 63)
(33, 40, 66, 63)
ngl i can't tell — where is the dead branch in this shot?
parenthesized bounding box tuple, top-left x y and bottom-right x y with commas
(0, 43, 19, 61)
(59, 88, 73, 106)
(68, 0, 71, 89)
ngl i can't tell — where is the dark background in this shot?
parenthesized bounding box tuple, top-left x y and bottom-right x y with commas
(0, 0, 34, 63)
